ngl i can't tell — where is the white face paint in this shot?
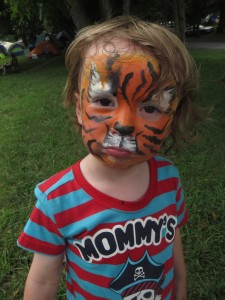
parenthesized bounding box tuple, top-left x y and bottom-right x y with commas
(151, 88, 176, 113)
(89, 63, 113, 98)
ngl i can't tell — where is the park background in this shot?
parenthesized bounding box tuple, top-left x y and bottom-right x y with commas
(1, 0, 225, 299)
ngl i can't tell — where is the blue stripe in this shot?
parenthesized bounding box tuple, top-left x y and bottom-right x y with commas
(36, 170, 74, 196)
(161, 267, 174, 290)
(152, 242, 173, 263)
(157, 165, 179, 182)
(153, 155, 172, 163)
(24, 220, 65, 245)
(48, 189, 92, 213)
(35, 199, 56, 223)
(66, 290, 77, 300)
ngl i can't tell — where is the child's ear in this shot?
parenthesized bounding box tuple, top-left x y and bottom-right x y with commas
(75, 92, 82, 125)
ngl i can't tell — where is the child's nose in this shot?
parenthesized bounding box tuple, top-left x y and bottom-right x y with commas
(113, 121, 134, 136)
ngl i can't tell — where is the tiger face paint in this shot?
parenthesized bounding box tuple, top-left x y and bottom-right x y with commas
(77, 49, 179, 169)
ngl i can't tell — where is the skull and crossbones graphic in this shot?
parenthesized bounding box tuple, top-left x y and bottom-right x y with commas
(134, 266, 145, 281)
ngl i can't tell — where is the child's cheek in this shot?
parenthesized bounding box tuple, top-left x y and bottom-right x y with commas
(136, 114, 173, 154)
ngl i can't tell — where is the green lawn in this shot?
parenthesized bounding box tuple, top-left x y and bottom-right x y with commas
(0, 50, 225, 299)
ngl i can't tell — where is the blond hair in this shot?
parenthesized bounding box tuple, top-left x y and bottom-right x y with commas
(64, 15, 205, 149)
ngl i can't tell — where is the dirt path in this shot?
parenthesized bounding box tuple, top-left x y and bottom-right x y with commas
(186, 32, 225, 49)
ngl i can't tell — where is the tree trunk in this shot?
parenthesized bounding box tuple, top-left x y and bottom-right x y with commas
(217, 0, 225, 33)
(66, 0, 89, 31)
(173, 0, 179, 34)
(98, 0, 112, 20)
(123, 0, 130, 15)
(173, 0, 185, 42)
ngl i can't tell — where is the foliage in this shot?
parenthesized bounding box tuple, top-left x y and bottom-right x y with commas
(2, 0, 225, 41)
(130, 0, 173, 23)
(3, 0, 42, 44)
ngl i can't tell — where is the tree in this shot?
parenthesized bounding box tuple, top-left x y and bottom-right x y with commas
(0, 0, 11, 36)
(3, 0, 43, 44)
(123, 0, 130, 15)
(99, 0, 112, 19)
(66, 0, 89, 31)
(173, 0, 185, 41)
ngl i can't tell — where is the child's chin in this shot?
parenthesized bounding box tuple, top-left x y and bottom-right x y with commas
(97, 153, 152, 170)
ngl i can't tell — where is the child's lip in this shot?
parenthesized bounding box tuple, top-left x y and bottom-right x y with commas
(105, 147, 133, 158)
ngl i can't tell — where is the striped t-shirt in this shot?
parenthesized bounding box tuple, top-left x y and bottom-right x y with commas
(18, 155, 188, 300)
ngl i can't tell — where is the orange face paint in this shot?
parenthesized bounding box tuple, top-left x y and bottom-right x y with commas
(78, 51, 178, 169)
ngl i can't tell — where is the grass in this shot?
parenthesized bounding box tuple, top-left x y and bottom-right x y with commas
(0, 50, 225, 299)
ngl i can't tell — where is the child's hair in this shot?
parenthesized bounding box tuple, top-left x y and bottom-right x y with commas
(64, 15, 205, 150)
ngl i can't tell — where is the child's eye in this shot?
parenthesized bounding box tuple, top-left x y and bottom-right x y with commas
(98, 99, 113, 106)
(139, 104, 162, 121)
(142, 106, 159, 114)
(141, 105, 161, 114)
(93, 98, 115, 108)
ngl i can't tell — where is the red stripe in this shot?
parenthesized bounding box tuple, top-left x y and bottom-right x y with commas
(155, 178, 179, 196)
(178, 210, 188, 227)
(164, 256, 173, 273)
(177, 200, 185, 216)
(55, 199, 106, 228)
(162, 278, 174, 299)
(18, 232, 65, 255)
(69, 260, 111, 288)
(176, 185, 182, 201)
(30, 206, 62, 237)
(38, 166, 73, 193)
(154, 157, 173, 168)
(66, 280, 75, 298)
(69, 277, 107, 300)
(47, 180, 81, 200)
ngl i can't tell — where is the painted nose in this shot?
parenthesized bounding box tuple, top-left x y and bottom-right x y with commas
(113, 121, 135, 136)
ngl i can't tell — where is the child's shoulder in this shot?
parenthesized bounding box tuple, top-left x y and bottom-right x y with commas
(153, 155, 180, 178)
(153, 155, 175, 166)
(36, 161, 80, 198)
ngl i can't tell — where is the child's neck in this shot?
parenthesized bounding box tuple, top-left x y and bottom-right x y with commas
(80, 154, 150, 202)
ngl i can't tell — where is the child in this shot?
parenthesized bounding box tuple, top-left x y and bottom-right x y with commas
(18, 16, 202, 300)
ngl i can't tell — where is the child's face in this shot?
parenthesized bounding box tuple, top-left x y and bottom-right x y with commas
(76, 43, 179, 169)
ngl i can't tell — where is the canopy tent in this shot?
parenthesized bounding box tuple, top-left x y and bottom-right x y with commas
(0, 44, 7, 54)
(29, 40, 59, 57)
(0, 42, 24, 56)
(0, 45, 6, 59)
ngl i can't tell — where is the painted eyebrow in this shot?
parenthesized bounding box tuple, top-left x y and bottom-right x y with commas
(88, 90, 116, 101)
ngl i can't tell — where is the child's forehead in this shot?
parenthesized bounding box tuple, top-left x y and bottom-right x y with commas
(84, 38, 158, 66)
(86, 38, 137, 56)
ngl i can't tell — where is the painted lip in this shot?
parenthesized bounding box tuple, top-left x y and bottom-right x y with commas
(104, 147, 133, 158)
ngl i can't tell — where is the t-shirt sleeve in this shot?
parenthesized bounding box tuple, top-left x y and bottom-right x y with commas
(17, 186, 66, 255)
(175, 175, 188, 228)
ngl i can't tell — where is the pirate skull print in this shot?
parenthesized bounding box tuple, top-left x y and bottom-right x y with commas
(110, 252, 164, 300)
(76, 43, 179, 169)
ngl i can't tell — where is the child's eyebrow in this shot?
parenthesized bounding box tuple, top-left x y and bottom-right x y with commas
(88, 90, 117, 104)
